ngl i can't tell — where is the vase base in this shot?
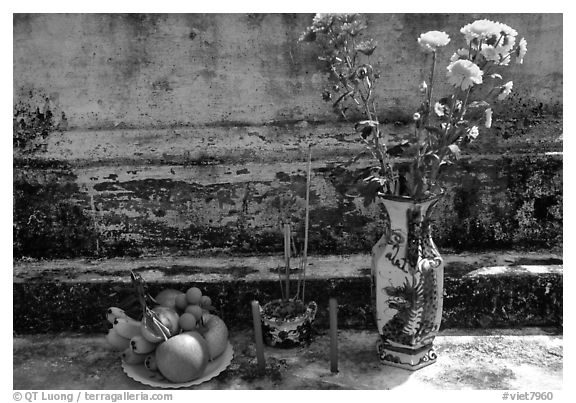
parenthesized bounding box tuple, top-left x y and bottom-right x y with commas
(377, 339, 437, 371)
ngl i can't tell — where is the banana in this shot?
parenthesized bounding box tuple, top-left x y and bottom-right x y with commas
(130, 334, 158, 354)
(120, 347, 147, 365)
(113, 317, 143, 339)
(144, 354, 158, 371)
(105, 307, 131, 324)
(105, 328, 131, 351)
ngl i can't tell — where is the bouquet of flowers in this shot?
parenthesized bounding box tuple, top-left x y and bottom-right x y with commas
(300, 14, 528, 201)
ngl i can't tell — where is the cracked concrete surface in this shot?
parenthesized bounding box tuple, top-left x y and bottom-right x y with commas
(13, 328, 562, 390)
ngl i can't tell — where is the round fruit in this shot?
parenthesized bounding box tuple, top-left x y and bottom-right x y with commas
(141, 306, 181, 343)
(152, 306, 180, 335)
(185, 305, 204, 321)
(200, 295, 212, 309)
(155, 332, 209, 383)
(186, 287, 203, 305)
(154, 289, 185, 310)
(197, 313, 229, 360)
(175, 293, 189, 311)
(178, 313, 197, 331)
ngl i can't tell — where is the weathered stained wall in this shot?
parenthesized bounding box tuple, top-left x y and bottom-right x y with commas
(14, 13, 562, 128)
(13, 13, 563, 259)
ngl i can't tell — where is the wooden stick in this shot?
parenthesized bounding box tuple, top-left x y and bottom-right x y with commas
(302, 145, 312, 302)
(329, 298, 339, 373)
(284, 223, 291, 301)
(251, 300, 266, 373)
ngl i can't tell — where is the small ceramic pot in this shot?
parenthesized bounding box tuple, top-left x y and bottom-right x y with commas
(259, 299, 317, 348)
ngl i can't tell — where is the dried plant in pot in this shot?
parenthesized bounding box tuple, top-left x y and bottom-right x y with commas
(259, 146, 317, 348)
(300, 14, 528, 369)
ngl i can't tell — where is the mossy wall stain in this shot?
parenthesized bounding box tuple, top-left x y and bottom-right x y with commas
(13, 270, 562, 334)
(12, 14, 562, 260)
(13, 151, 562, 259)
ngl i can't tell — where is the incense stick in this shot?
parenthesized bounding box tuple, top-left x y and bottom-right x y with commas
(302, 144, 312, 302)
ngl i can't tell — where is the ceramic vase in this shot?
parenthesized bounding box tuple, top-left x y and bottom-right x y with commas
(371, 194, 444, 370)
(260, 299, 317, 348)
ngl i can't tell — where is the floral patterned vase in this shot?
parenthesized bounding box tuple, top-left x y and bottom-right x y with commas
(371, 194, 444, 370)
(259, 300, 317, 348)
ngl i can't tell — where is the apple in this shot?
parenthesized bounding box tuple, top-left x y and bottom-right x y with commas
(154, 289, 185, 311)
(155, 332, 209, 383)
(197, 313, 229, 360)
(140, 306, 180, 343)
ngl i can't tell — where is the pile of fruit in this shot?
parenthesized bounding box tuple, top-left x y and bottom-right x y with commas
(105, 282, 229, 384)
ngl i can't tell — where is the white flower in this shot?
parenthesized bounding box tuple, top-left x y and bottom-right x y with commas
(413, 112, 421, 121)
(418, 31, 450, 52)
(496, 22, 518, 51)
(446, 60, 484, 90)
(468, 126, 480, 139)
(484, 108, 493, 128)
(460, 19, 501, 44)
(311, 13, 335, 32)
(450, 48, 470, 62)
(419, 81, 428, 93)
(480, 45, 500, 62)
(516, 38, 528, 64)
(497, 81, 513, 100)
(434, 102, 446, 116)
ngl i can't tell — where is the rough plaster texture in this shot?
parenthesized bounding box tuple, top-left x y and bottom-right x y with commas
(13, 13, 562, 128)
(13, 13, 563, 260)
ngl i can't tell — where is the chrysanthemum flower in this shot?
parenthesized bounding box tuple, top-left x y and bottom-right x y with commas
(446, 60, 484, 90)
(311, 14, 335, 32)
(497, 81, 513, 100)
(480, 44, 511, 66)
(460, 19, 501, 44)
(413, 112, 421, 121)
(450, 48, 470, 62)
(418, 31, 451, 52)
(516, 38, 528, 64)
(484, 108, 493, 128)
(496, 22, 518, 51)
(434, 102, 446, 116)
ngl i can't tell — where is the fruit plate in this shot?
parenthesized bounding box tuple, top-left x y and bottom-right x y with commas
(122, 342, 234, 388)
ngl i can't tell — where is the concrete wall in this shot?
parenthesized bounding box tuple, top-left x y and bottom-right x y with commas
(14, 14, 562, 129)
(13, 13, 563, 259)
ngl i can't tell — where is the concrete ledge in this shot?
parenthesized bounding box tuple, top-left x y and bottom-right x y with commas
(13, 251, 562, 334)
(13, 328, 563, 390)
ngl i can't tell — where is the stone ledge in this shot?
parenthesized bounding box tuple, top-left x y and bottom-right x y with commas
(13, 251, 562, 334)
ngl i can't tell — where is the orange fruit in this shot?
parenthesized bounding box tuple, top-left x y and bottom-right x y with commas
(185, 305, 204, 321)
(154, 289, 185, 310)
(175, 293, 188, 311)
(186, 287, 203, 305)
(178, 313, 197, 331)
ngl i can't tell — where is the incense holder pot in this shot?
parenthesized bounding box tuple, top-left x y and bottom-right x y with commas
(371, 194, 444, 370)
(259, 299, 317, 348)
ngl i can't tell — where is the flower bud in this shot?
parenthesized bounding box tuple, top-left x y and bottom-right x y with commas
(419, 81, 428, 93)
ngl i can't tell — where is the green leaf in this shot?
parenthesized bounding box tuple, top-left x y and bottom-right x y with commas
(424, 126, 444, 136)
